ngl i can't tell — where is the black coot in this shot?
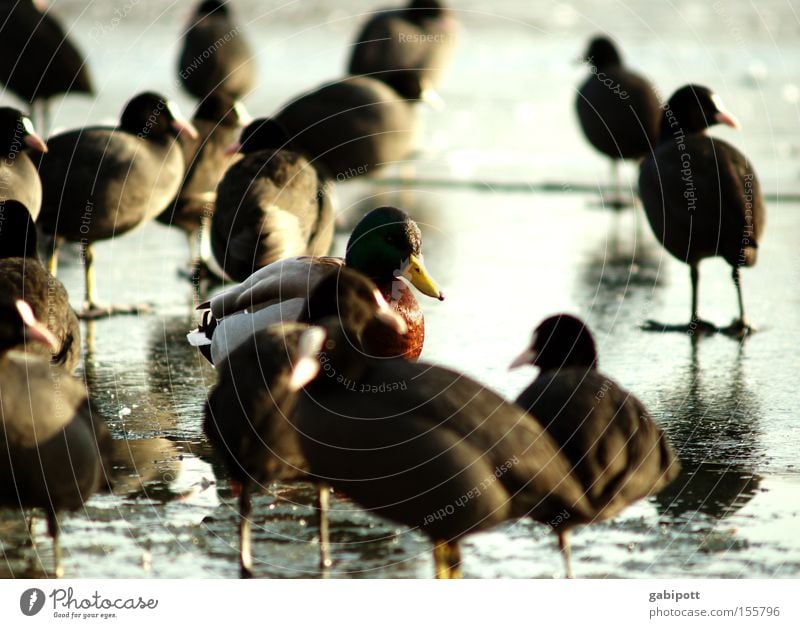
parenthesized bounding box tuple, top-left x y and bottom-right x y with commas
(576, 36, 660, 206)
(638, 85, 765, 336)
(157, 93, 250, 272)
(511, 314, 681, 577)
(348, 0, 457, 105)
(273, 76, 419, 179)
(0, 0, 93, 133)
(0, 201, 80, 372)
(0, 107, 48, 215)
(35, 92, 198, 318)
(210, 118, 335, 282)
(204, 267, 405, 576)
(178, 0, 255, 100)
(0, 297, 111, 577)
(290, 313, 593, 578)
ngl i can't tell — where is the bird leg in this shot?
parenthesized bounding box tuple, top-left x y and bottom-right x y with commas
(46, 236, 62, 276)
(433, 540, 450, 579)
(317, 483, 332, 570)
(723, 266, 755, 337)
(46, 510, 64, 579)
(445, 541, 462, 579)
(27, 514, 37, 549)
(78, 243, 150, 318)
(186, 229, 200, 267)
(603, 160, 631, 209)
(689, 263, 716, 334)
(239, 485, 253, 579)
(558, 531, 573, 579)
(642, 263, 716, 334)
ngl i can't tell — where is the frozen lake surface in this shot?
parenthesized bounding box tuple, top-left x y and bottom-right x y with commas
(1, 0, 799, 578)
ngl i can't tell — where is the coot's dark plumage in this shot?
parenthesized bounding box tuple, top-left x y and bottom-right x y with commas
(273, 76, 419, 178)
(35, 92, 198, 317)
(0, 201, 80, 372)
(638, 85, 764, 335)
(192, 206, 443, 364)
(210, 118, 336, 282)
(348, 0, 457, 102)
(291, 315, 594, 578)
(0, 298, 111, 577)
(576, 36, 660, 202)
(204, 267, 406, 577)
(178, 0, 255, 100)
(156, 93, 250, 268)
(0, 0, 93, 132)
(511, 314, 680, 576)
(0, 107, 47, 216)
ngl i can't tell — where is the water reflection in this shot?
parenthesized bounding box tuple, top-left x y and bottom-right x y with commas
(576, 208, 663, 330)
(655, 342, 763, 523)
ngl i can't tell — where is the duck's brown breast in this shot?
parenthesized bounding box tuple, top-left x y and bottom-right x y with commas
(363, 279, 424, 360)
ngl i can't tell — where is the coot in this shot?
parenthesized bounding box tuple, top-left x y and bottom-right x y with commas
(0, 107, 48, 216)
(290, 315, 593, 578)
(0, 201, 80, 372)
(348, 0, 457, 105)
(210, 118, 335, 282)
(576, 36, 660, 207)
(204, 267, 406, 576)
(273, 76, 419, 179)
(638, 85, 764, 336)
(178, 0, 255, 100)
(0, 0, 93, 133)
(156, 93, 250, 271)
(35, 91, 198, 318)
(0, 297, 111, 577)
(511, 314, 681, 577)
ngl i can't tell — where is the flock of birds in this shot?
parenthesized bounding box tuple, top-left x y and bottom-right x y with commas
(0, 0, 767, 579)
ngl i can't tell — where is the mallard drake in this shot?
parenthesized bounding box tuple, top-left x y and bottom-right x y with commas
(0, 297, 111, 577)
(511, 314, 681, 577)
(204, 267, 406, 577)
(348, 0, 457, 107)
(178, 0, 255, 101)
(35, 91, 198, 318)
(210, 117, 335, 282)
(189, 206, 443, 364)
(638, 85, 765, 336)
(0, 201, 80, 372)
(576, 36, 660, 204)
(287, 309, 593, 579)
